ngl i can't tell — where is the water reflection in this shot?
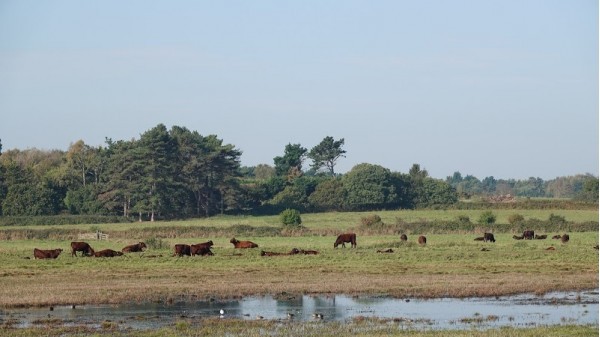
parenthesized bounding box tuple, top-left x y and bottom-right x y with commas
(1, 290, 597, 330)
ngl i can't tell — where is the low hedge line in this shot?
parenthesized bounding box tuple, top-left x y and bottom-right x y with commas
(0, 215, 132, 226)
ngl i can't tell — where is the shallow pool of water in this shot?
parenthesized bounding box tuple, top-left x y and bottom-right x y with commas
(1, 290, 597, 330)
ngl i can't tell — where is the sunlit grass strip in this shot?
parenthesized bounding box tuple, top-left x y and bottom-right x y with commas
(0, 320, 597, 337)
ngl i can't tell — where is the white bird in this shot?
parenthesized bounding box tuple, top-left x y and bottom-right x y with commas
(220, 309, 225, 315)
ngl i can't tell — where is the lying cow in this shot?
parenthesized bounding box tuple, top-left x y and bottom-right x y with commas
(71, 241, 94, 257)
(552, 235, 562, 240)
(230, 238, 258, 249)
(400, 234, 408, 241)
(93, 249, 123, 257)
(534, 234, 547, 240)
(512, 235, 524, 240)
(34, 248, 63, 259)
(561, 234, 570, 243)
(122, 242, 147, 253)
(260, 250, 285, 256)
(334, 233, 357, 248)
(173, 244, 191, 257)
(191, 241, 214, 256)
(418, 235, 427, 245)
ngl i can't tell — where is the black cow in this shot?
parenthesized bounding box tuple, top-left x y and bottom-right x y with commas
(523, 230, 535, 240)
(484, 233, 496, 243)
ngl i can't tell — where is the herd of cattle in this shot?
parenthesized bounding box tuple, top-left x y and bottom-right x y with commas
(31, 230, 576, 259)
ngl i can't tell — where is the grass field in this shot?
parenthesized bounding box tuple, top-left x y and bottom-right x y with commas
(0, 320, 597, 337)
(0, 209, 597, 335)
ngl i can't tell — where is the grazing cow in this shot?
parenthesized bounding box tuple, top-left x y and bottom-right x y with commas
(534, 234, 547, 240)
(512, 235, 524, 240)
(33, 248, 63, 259)
(484, 233, 496, 243)
(400, 234, 408, 241)
(93, 249, 123, 257)
(561, 234, 570, 243)
(552, 235, 562, 240)
(418, 235, 427, 245)
(191, 241, 214, 256)
(173, 244, 191, 257)
(523, 230, 535, 240)
(230, 238, 259, 249)
(70, 242, 94, 257)
(122, 242, 147, 253)
(474, 237, 485, 241)
(334, 233, 357, 248)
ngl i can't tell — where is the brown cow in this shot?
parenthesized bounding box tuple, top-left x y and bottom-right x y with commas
(418, 235, 427, 245)
(70, 242, 94, 257)
(173, 244, 191, 257)
(122, 242, 147, 253)
(561, 234, 570, 243)
(33, 248, 63, 259)
(400, 234, 408, 241)
(93, 249, 123, 257)
(334, 233, 357, 248)
(191, 241, 214, 256)
(534, 234, 547, 240)
(523, 230, 535, 240)
(230, 238, 258, 249)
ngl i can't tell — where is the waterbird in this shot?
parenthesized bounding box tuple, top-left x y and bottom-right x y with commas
(219, 309, 225, 315)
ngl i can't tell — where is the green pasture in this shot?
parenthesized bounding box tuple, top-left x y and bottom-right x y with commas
(0, 208, 597, 232)
(2, 232, 597, 277)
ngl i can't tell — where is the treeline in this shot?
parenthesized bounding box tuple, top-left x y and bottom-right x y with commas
(0, 124, 597, 221)
(446, 172, 599, 201)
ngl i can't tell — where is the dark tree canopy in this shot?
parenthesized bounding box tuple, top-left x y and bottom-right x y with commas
(273, 143, 307, 177)
(308, 136, 346, 175)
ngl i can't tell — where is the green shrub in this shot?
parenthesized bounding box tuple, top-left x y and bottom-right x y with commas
(361, 214, 382, 227)
(145, 237, 169, 250)
(457, 215, 471, 223)
(548, 213, 566, 225)
(508, 213, 525, 225)
(478, 211, 497, 225)
(279, 209, 302, 227)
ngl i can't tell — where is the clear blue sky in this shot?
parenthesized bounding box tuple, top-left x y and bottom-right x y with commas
(0, 1, 597, 180)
